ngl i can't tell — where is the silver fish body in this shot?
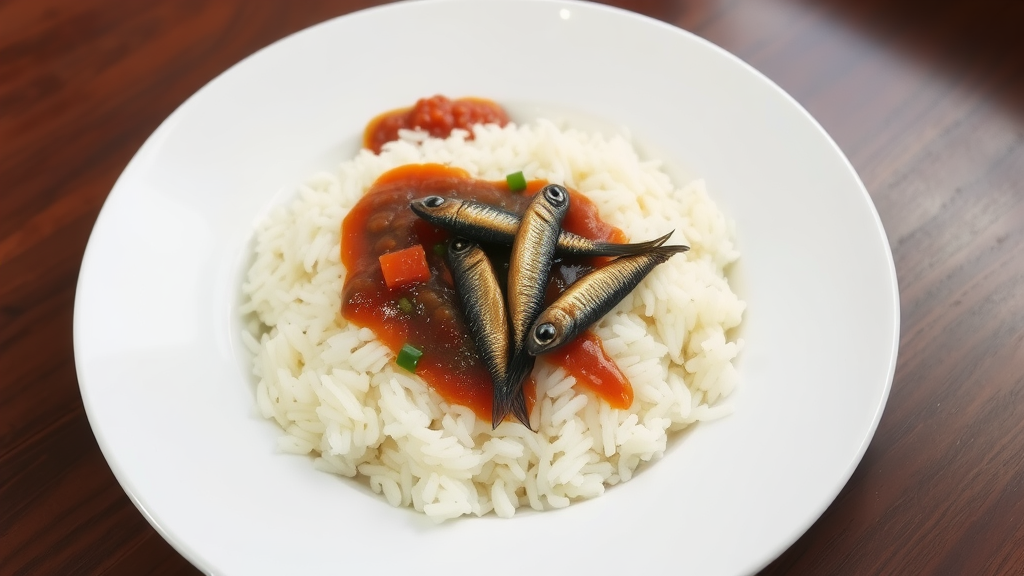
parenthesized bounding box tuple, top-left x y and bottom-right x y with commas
(526, 244, 690, 356)
(507, 184, 571, 348)
(445, 238, 510, 398)
(410, 195, 673, 257)
(494, 184, 571, 428)
(411, 196, 518, 246)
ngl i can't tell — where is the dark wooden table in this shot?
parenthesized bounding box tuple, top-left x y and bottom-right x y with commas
(3, 0, 1023, 574)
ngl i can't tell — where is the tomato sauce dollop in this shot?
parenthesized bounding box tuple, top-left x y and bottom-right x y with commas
(363, 95, 509, 154)
(340, 164, 634, 421)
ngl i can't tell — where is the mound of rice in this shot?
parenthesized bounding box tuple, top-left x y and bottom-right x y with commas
(240, 119, 745, 521)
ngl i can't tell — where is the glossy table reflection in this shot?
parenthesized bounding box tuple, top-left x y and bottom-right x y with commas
(3, 1, 1023, 574)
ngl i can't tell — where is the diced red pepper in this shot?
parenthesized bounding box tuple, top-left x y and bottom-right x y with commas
(379, 245, 431, 289)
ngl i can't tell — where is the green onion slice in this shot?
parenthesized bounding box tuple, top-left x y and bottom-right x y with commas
(396, 343, 423, 373)
(397, 297, 413, 313)
(506, 171, 527, 192)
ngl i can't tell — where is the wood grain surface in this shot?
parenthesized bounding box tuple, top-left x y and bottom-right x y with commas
(3, 0, 1023, 574)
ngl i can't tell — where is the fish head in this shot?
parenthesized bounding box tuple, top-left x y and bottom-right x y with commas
(410, 195, 459, 223)
(446, 237, 481, 267)
(539, 184, 570, 216)
(448, 236, 475, 254)
(527, 184, 570, 224)
(526, 308, 575, 355)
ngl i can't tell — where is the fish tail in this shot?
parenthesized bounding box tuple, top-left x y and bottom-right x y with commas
(491, 396, 511, 430)
(509, 390, 532, 431)
(492, 352, 535, 429)
(650, 243, 691, 261)
(593, 230, 676, 256)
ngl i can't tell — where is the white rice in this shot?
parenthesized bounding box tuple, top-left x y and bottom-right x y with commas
(240, 119, 745, 521)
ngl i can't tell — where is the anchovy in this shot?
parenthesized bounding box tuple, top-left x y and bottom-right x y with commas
(497, 184, 571, 428)
(508, 184, 570, 349)
(525, 245, 690, 356)
(445, 237, 512, 424)
(410, 195, 673, 256)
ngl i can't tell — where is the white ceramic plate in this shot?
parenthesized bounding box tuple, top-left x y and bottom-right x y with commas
(74, 1, 899, 574)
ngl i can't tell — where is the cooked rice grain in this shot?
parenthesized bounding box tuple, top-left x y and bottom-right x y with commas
(241, 120, 745, 521)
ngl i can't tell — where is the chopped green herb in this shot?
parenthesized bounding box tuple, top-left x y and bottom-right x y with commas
(432, 242, 447, 257)
(506, 171, 527, 192)
(396, 343, 423, 373)
(397, 297, 413, 314)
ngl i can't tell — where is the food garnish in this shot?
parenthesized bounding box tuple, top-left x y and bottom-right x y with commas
(397, 297, 414, 314)
(378, 244, 431, 289)
(396, 343, 423, 373)
(506, 171, 527, 192)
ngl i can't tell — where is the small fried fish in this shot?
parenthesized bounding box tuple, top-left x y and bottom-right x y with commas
(526, 244, 690, 356)
(497, 184, 571, 428)
(410, 195, 672, 256)
(445, 237, 511, 424)
(508, 184, 571, 344)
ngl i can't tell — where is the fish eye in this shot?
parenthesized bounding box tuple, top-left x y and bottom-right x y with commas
(533, 323, 558, 345)
(543, 185, 567, 207)
(450, 239, 471, 253)
(424, 196, 445, 208)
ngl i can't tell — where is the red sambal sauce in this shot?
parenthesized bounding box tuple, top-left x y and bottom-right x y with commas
(341, 163, 633, 421)
(363, 95, 510, 154)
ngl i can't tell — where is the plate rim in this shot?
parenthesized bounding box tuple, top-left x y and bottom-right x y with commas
(73, 1, 901, 574)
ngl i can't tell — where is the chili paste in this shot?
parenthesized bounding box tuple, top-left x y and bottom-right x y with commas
(363, 95, 509, 154)
(340, 164, 634, 421)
